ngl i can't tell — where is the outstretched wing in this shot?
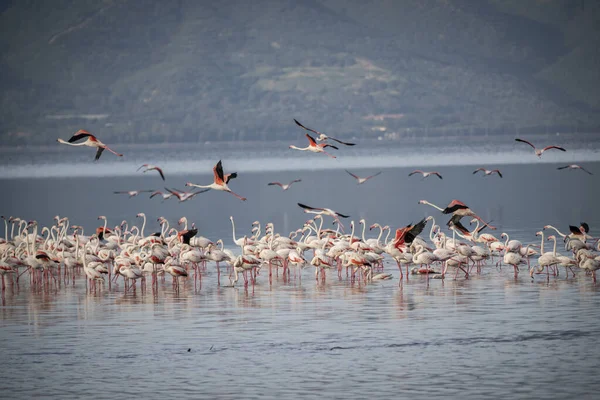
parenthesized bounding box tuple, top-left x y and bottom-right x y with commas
(556, 165, 569, 170)
(298, 203, 325, 212)
(345, 170, 360, 180)
(68, 129, 93, 143)
(335, 211, 350, 219)
(443, 199, 469, 214)
(213, 160, 225, 185)
(492, 170, 503, 178)
(94, 147, 105, 161)
(365, 171, 382, 180)
(405, 217, 428, 244)
(294, 119, 322, 136)
(155, 167, 165, 181)
(580, 166, 593, 175)
(164, 187, 183, 201)
(329, 137, 356, 146)
(305, 133, 318, 147)
(268, 182, 284, 188)
(541, 145, 566, 153)
(408, 170, 423, 176)
(323, 143, 339, 150)
(433, 172, 443, 179)
(569, 225, 581, 235)
(289, 179, 302, 185)
(515, 138, 536, 149)
(149, 191, 162, 199)
(473, 168, 484, 174)
(224, 172, 237, 184)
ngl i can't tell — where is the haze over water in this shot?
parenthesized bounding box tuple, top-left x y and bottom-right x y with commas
(1, 140, 600, 399)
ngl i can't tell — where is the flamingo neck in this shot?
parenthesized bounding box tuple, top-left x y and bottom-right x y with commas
(538, 231, 545, 254)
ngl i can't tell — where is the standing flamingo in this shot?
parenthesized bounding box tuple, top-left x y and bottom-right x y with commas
(57, 129, 123, 160)
(344, 170, 382, 184)
(185, 160, 247, 201)
(294, 119, 355, 146)
(515, 138, 566, 157)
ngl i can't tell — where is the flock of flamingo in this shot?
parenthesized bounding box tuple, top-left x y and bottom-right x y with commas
(0, 124, 596, 295)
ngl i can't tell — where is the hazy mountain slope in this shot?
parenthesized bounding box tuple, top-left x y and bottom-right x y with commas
(1, 0, 598, 145)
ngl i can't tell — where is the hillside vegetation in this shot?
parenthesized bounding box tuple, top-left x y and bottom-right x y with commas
(1, 0, 599, 145)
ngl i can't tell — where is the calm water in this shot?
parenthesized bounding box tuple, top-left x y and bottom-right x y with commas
(1, 140, 600, 399)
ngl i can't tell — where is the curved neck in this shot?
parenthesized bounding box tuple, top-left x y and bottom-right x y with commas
(551, 237, 557, 256)
(423, 200, 444, 212)
(503, 233, 509, 247)
(472, 220, 481, 239)
(384, 229, 391, 245)
(361, 222, 367, 242)
(428, 218, 436, 242)
(545, 225, 565, 238)
(376, 225, 384, 243)
(231, 218, 238, 244)
(538, 231, 545, 254)
(103, 218, 108, 237)
(140, 215, 146, 237)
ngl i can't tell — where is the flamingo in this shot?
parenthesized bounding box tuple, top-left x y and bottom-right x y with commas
(473, 168, 502, 178)
(293, 119, 355, 146)
(515, 138, 566, 157)
(149, 190, 174, 201)
(268, 179, 302, 191)
(57, 129, 123, 161)
(185, 160, 247, 201)
(137, 164, 165, 180)
(408, 170, 443, 180)
(165, 187, 210, 202)
(113, 190, 154, 198)
(344, 170, 382, 185)
(557, 164, 592, 175)
(289, 132, 339, 158)
(418, 199, 496, 230)
(297, 203, 349, 231)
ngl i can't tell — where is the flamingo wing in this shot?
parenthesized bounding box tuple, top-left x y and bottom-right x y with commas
(137, 164, 149, 171)
(443, 200, 468, 214)
(224, 172, 237, 184)
(297, 203, 325, 212)
(154, 167, 165, 181)
(433, 172, 443, 179)
(191, 189, 210, 196)
(408, 170, 423, 176)
(365, 171, 382, 180)
(473, 168, 484, 174)
(68, 129, 93, 143)
(568, 225, 581, 235)
(94, 147, 105, 161)
(541, 145, 566, 153)
(294, 119, 322, 136)
(335, 211, 350, 219)
(405, 217, 428, 244)
(328, 137, 356, 146)
(580, 166, 593, 175)
(213, 160, 225, 185)
(515, 138, 536, 149)
(164, 187, 183, 201)
(492, 170, 503, 178)
(556, 165, 569, 170)
(289, 179, 302, 185)
(268, 182, 284, 188)
(581, 222, 590, 233)
(345, 170, 360, 180)
(149, 191, 163, 199)
(322, 143, 339, 150)
(305, 133, 318, 147)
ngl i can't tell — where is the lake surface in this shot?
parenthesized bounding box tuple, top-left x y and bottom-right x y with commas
(1, 138, 600, 399)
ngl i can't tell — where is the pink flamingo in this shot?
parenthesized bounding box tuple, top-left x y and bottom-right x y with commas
(294, 119, 355, 146)
(408, 170, 443, 180)
(473, 168, 503, 178)
(268, 179, 302, 191)
(185, 160, 247, 201)
(57, 129, 123, 161)
(515, 138, 566, 157)
(137, 164, 166, 180)
(557, 164, 592, 175)
(345, 170, 382, 184)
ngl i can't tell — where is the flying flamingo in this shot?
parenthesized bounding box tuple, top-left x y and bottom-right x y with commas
(297, 203, 349, 231)
(294, 119, 355, 146)
(289, 132, 339, 158)
(514, 138, 566, 157)
(557, 164, 592, 175)
(268, 179, 302, 191)
(113, 190, 154, 198)
(137, 164, 165, 180)
(408, 170, 443, 180)
(185, 160, 247, 201)
(345, 170, 382, 184)
(57, 129, 123, 161)
(165, 187, 210, 202)
(149, 190, 174, 201)
(473, 168, 503, 178)
(418, 199, 497, 230)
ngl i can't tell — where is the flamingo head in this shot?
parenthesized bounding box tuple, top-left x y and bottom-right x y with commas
(136, 213, 145, 218)
(547, 235, 555, 241)
(418, 200, 428, 205)
(535, 231, 542, 236)
(369, 223, 378, 231)
(98, 215, 106, 220)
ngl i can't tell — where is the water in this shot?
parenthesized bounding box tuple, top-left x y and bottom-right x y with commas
(1, 139, 600, 399)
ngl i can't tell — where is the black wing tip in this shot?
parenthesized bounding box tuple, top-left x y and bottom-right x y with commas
(337, 213, 350, 218)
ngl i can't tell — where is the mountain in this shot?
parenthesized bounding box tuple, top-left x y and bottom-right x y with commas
(1, 0, 599, 145)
